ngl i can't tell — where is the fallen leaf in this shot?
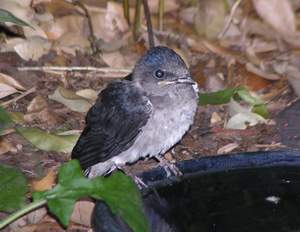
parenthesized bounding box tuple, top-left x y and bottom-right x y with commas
(9, 208, 47, 231)
(49, 86, 92, 112)
(252, 0, 296, 36)
(0, 8, 33, 28)
(226, 100, 266, 129)
(0, 138, 12, 155)
(53, 32, 91, 56)
(76, 89, 98, 101)
(27, 95, 48, 113)
(14, 36, 51, 61)
(24, 108, 64, 127)
(0, 83, 19, 99)
(17, 127, 79, 153)
(0, 72, 26, 91)
(179, 7, 197, 25)
(9, 111, 25, 125)
(210, 112, 222, 124)
(217, 143, 239, 154)
(70, 200, 94, 227)
(102, 51, 128, 68)
(148, 0, 179, 13)
(194, 0, 226, 39)
(31, 170, 56, 191)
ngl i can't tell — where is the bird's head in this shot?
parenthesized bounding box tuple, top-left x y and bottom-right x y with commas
(132, 46, 197, 95)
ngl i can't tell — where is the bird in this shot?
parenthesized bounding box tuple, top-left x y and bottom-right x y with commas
(72, 46, 198, 178)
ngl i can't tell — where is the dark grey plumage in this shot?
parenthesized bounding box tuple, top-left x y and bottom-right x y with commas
(72, 46, 198, 177)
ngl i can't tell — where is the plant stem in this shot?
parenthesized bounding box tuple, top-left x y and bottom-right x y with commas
(142, 0, 155, 47)
(158, 0, 164, 31)
(123, 0, 130, 25)
(133, 0, 142, 40)
(0, 199, 47, 229)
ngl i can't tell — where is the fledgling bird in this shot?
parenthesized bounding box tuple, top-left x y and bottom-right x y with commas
(72, 46, 198, 177)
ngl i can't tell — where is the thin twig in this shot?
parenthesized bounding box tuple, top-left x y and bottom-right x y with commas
(142, 0, 155, 47)
(133, 0, 142, 40)
(218, 0, 243, 38)
(255, 143, 286, 148)
(73, 0, 99, 54)
(18, 66, 131, 73)
(123, 0, 130, 25)
(1, 86, 36, 107)
(158, 0, 164, 31)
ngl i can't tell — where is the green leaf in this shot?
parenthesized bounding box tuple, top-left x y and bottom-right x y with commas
(0, 107, 13, 132)
(48, 198, 76, 227)
(92, 172, 150, 232)
(252, 104, 269, 118)
(236, 89, 264, 105)
(32, 160, 149, 232)
(0, 164, 27, 212)
(199, 87, 243, 105)
(0, 9, 34, 29)
(16, 127, 79, 153)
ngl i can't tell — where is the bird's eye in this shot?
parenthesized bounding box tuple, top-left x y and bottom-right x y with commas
(154, 69, 164, 79)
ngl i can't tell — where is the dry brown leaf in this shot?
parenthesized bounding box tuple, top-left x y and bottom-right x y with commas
(194, 0, 226, 39)
(252, 0, 296, 36)
(217, 143, 239, 154)
(210, 112, 222, 124)
(24, 108, 64, 127)
(16, 225, 37, 232)
(0, 1, 48, 39)
(49, 86, 92, 112)
(53, 32, 91, 56)
(9, 208, 47, 231)
(0, 138, 13, 155)
(88, 2, 128, 43)
(0, 73, 26, 90)
(245, 63, 281, 80)
(14, 36, 51, 61)
(0, 83, 19, 99)
(41, 14, 86, 40)
(179, 7, 197, 25)
(31, 170, 56, 191)
(76, 89, 98, 101)
(285, 65, 300, 97)
(9, 112, 26, 125)
(71, 200, 94, 227)
(27, 208, 48, 224)
(102, 51, 128, 68)
(27, 95, 48, 113)
(148, 0, 179, 13)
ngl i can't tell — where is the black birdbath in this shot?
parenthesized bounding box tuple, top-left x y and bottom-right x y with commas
(93, 150, 300, 232)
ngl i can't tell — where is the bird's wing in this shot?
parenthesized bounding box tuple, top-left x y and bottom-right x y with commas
(72, 81, 152, 169)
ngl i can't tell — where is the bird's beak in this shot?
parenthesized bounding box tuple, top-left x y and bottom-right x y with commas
(158, 75, 196, 86)
(176, 76, 196, 85)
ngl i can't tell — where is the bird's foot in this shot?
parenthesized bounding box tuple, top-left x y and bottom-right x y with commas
(156, 154, 182, 177)
(118, 166, 148, 189)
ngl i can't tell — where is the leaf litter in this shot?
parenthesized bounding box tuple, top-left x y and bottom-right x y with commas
(0, 0, 299, 231)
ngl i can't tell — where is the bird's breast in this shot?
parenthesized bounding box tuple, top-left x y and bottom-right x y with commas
(112, 89, 198, 165)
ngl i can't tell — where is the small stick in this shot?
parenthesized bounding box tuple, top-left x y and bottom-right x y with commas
(73, 0, 99, 54)
(143, 0, 155, 47)
(158, 0, 164, 31)
(18, 66, 131, 74)
(218, 0, 243, 38)
(123, 0, 130, 25)
(133, 0, 142, 40)
(1, 86, 36, 107)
